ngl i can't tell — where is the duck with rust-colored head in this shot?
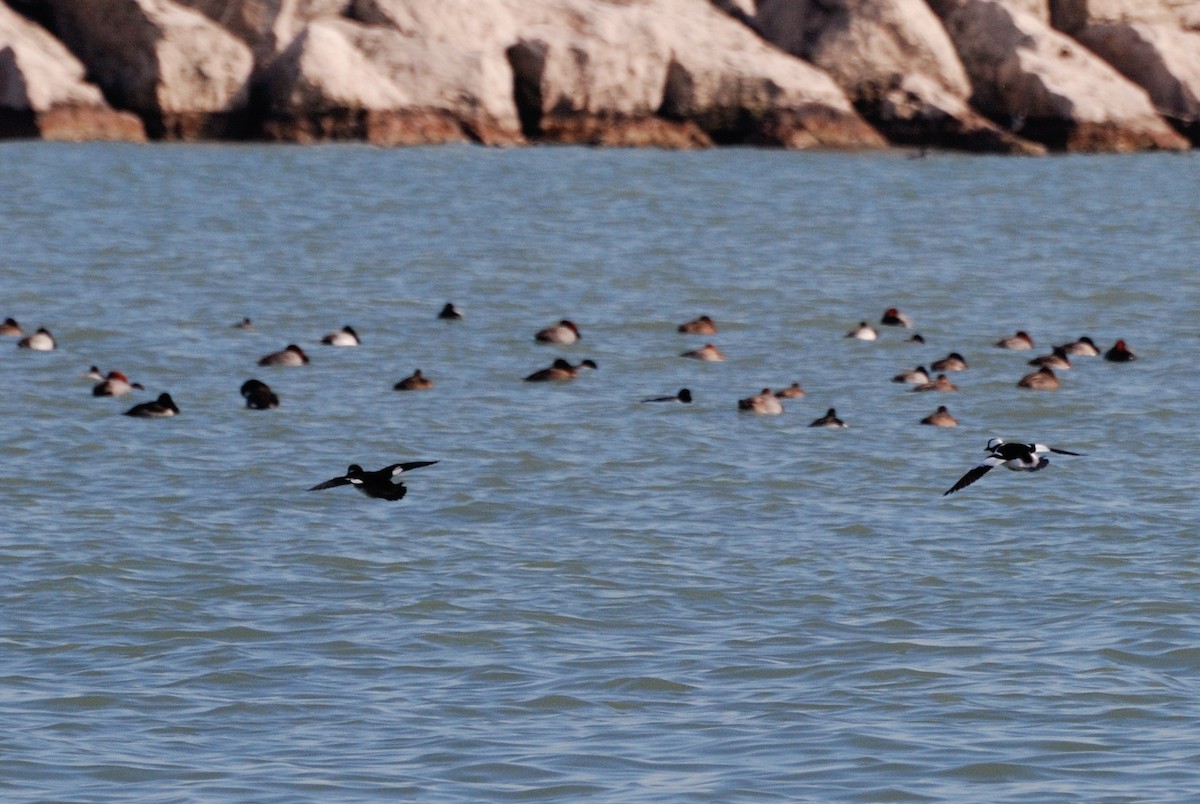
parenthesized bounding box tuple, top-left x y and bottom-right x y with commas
(524, 358, 597, 382)
(1104, 339, 1136, 362)
(93, 371, 144, 397)
(881, 307, 913, 328)
(678, 315, 718, 335)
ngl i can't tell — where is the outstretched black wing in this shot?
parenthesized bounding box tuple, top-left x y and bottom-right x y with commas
(943, 457, 1003, 496)
(309, 476, 353, 491)
(383, 461, 438, 477)
(1049, 448, 1083, 456)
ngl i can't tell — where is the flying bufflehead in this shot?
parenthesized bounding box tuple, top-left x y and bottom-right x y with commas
(943, 438, 1083, 496)
(309, 461, 438, 501)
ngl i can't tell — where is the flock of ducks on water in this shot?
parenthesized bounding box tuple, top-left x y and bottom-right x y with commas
(3, 302, 1136, 498)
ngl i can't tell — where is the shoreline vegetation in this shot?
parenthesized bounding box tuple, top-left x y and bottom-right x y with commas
(1, 0, 1197, 154)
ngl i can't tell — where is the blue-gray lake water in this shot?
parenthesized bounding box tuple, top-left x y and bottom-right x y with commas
(2, 142, 1198, 801)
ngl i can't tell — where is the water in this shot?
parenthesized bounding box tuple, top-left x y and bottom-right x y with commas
(1, 142, 1199, 800)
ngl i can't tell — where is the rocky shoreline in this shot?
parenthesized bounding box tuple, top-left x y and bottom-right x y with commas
(1, 0, 1197, 153)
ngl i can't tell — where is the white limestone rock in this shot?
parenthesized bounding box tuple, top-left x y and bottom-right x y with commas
(755, 0, 1042, 152)
(0, 2, 144, 140)
(929, 0, 1189, 151)
(41, 0, 254, 138)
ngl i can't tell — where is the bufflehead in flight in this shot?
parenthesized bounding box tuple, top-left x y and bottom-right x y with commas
(309, 461, 438, 501)
(943, 438, 1083, 496)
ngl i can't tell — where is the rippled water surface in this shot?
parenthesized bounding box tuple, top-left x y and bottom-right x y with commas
(2, 143, 1199, 800)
